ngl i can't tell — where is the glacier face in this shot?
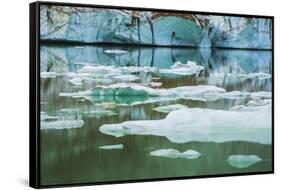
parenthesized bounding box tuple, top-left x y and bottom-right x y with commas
(40, 5, 272, 49)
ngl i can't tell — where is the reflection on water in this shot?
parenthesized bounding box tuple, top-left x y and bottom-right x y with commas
(40, 44, 272, 185)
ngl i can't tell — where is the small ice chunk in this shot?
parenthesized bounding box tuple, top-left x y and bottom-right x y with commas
(153, 104, 188, 113)
(40, 112, 59, 121)
(159, 61, 204, 76)
(41, 72, 60, 78)
(150, 149, 201, 159)
(149, 82, 162, 87)
(112, 75, 139, 82)
(81, 110, 118, 117)
(227, 155, 262, 168)
(41, 119, 85, 130)
(79, 65, 122, 75)
(219, 91, 250, 100)
(104, 49, 128, 54)
(68, 77, 83, 86)
(121, 66, 157, 73)
(247, 99, 271, 106)
(240, 72, 271, 80)
(251, 91, 272, 100)
(99, 144, 124, 150)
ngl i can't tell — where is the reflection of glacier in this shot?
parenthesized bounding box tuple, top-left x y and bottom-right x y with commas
(40, 45, 272, 91)
(40, 5, 272, 49)
(100, 103, 272, 144)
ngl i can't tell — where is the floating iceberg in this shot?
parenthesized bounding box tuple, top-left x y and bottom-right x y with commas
(251, 91, 272, 100)
(41, 119, 85, 130)
(159, 61, 204, 76)
(153, 104, 188, 113)
(247, 99, 271, 107)
(60, 83, 271, 105)
(104, 49, 128, 54)
(40, 112, 59, 121)
(210, 72, 271, 81)
(68, 77, 83, 86)
(99, 144, 124, 150)
(100, 105, 271, 144)
(120, 66, 157, 73)
(240, 72, 271, 80)
(149, 82, 162, 88)
(79, 65, 122, 75)
(150, 149, 201, 159)
(80, 110, 118, 117)
(227, 155, 262, 168)
(41, 72, 61, 79)
(112, 75, 139, 82)
(219, 91, 250, 100)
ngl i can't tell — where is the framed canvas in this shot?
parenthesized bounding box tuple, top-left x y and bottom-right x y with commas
(29, 1, 274, 188)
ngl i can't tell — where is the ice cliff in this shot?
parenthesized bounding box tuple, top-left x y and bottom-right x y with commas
(40, 5, 272, 49)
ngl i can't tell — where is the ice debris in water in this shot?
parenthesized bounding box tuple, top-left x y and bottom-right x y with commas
(99, 144, 124, 150)
(100, 105, 271, 144)
(227, 155, 262, 168)
(112, 75, 139, 82)
(41, 72, 62, 79)
(153, 104, 188, 113)
(79, 65, 122, 75)
(247, 99, 271, 106)
(149, 82, 162, 88)
(104, 49, 128, 54)
(239, 72, 271, 80)
(210, 72, 271, 81)
(159, 61, 204, 76)
(41, 119, 85, 130)
(60, 83, 270, 105)
(59, 83, 226, 102)
(251, 91, 272, 100)
(80, 110, 118, 117)
(219, 91, 250, 100)
(68, 77, 83, 86)
(40, 112, 59, 121)
(150, 149, 201, 159)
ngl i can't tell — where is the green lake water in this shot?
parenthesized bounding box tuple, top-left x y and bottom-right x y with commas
(40, 45, 272, 185)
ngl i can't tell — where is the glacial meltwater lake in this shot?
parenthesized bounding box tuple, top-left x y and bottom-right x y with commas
(40, 44, 272, 185)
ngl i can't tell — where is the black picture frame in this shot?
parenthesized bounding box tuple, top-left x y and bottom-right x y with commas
(30, 1, 274, 188)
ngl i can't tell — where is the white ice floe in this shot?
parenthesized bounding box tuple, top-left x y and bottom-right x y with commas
(60, 83, 271, 105)
(40, 72, 62, 78)
(112, 75, 139, 82)
(240, 72, 271, 80)
(251, 91, 272, 100)
(104, 49, 128, 54)
(41, 119, 85, 129)
(159, 61, 204, 76)
(79, 65, 122, 75)
(120, 66, 157, 73)
(153, 104, 188, 113)
(59, 84, 227, 105)
(247, 99, 272, 106)
(210, 72, 271, 81)
(227, 155, 262, 168)
(149, 82, 162, 88)
(81, 110, 118, 117)
(150, 149, 201, 159)
(68, 77, 83, 86)
(99, 144, 124, 150)
(40, 112, 59, 121)
(100, 105, 271, 144)
(219, 91, 250, 100)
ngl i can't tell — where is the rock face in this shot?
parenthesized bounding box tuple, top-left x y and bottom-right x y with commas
(40, 5, 272, 49)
